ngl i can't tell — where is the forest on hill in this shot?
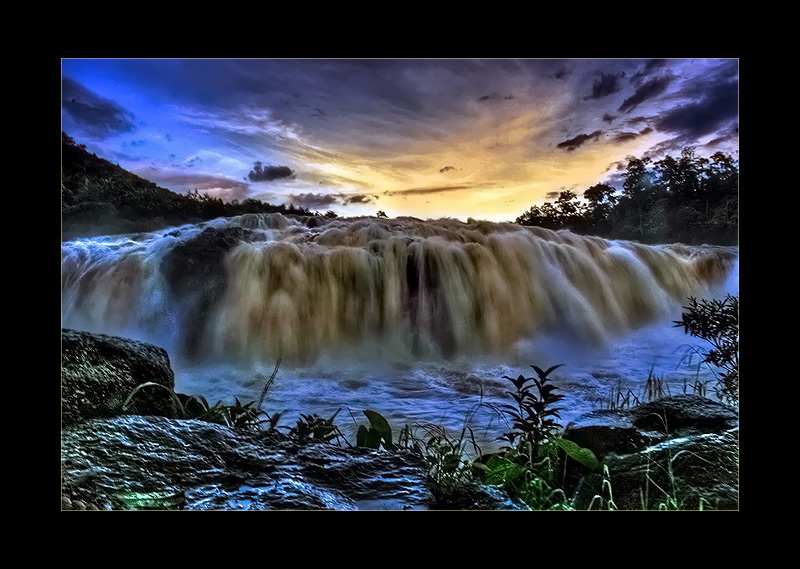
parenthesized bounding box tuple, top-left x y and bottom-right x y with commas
(60, 132, 314, 240)
(515, 147, 738, 245)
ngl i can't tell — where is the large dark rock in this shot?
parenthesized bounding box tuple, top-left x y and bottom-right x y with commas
(563, 395, 738, 459)
(572, 428, 739, 510)
(159, 225, 263, 360)
(61, 328, 175, 427)
(563, 395, 739, 510)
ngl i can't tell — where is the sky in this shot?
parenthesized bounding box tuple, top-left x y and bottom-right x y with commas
(61, 58, 739, 222)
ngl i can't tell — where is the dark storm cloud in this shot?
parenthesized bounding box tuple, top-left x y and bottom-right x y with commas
(288, 192, 339, 209)
(611, 127, 653, 144)
(385, 184, 479, 197)
(654, 76, 738, 140)
(439, 165, 456, 173)
(630, 59, 669, 84)
(246, 161, 296, 182)
(477, 92, 515, 102)
(585, 72, 625, 100)
(618, 74, 675, 113)
(287, 191, 379, 209)
(343, 193, 379, 205)
(62, 77, 136, 138)
(556, 130, 602, 151)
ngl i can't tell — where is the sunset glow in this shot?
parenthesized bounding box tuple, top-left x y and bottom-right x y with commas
(61, 58, 738, 222)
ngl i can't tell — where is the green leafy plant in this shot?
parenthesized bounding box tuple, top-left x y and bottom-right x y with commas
(498, 364, 565, 455)
(395, 419, 483, 507)
(472, 364, 601, 510)
(176, 393, 267, 431)
(289, 409, 345, 443)
(356, 410, 398, 451)
(674, 294, 739, 404)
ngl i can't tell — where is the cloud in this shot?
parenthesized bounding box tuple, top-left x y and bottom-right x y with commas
(618, 74, 674, 113)
(343, 193, 379, 205)
(585, 72, 625, 100)
(246, 161, 296, 182)
(630, 59, 669, 84)
(654, 77, 738, 140)
(287, 192, 339, 209)
(385, 184, 480, 197)
(477, 92, 515, 102)
(556, 130, 602, 151)
(286, 191, 379, 210)
(611, 127, 653, 144)
(62, 77, 136, 138)
(439, 165, 457, 173)
(136, 167, 252, 201)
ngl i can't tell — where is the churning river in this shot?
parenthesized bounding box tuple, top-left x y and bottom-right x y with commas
(61, 213, 738, 452)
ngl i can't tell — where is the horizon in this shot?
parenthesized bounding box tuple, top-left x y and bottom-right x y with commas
(61, 58, 739, 223)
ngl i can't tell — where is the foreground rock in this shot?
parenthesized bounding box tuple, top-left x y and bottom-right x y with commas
(61, 328, 175, 427)
(563, 395, 739, 510)
(61, 415, 435, 510)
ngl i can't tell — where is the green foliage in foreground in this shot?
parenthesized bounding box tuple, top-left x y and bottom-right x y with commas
(470, 364, 599, 510)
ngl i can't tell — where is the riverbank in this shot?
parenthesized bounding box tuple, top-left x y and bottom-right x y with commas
(61, 328, 738, 510)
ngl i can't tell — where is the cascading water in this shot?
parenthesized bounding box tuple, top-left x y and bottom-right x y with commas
(61, 213, 738, 451)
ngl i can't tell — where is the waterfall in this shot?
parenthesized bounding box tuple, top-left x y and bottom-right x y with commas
(61, 213, 737, 367)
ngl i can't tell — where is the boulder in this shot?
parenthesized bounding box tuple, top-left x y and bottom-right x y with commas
(563, 395, 739, 510)
(61, 328, 175, 427)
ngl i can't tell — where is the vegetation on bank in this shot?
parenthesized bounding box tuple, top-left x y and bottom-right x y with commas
(515, 147, 738, 245)
(61, 132, 314, 238)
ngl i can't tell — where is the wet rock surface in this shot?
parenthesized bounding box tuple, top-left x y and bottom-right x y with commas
(61, 415, 434, 510)
(61, 328, 175, 427)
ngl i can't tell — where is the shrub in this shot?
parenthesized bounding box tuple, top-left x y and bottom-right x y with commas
(674, 294, 739, 404)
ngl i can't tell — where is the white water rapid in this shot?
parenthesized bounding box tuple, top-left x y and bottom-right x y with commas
(61, 213, 738, 451)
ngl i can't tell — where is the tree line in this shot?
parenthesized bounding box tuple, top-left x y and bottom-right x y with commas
(515, 147, 738, 245)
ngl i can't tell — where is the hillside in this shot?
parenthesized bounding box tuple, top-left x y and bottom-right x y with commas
(61, 132, 312, 240)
